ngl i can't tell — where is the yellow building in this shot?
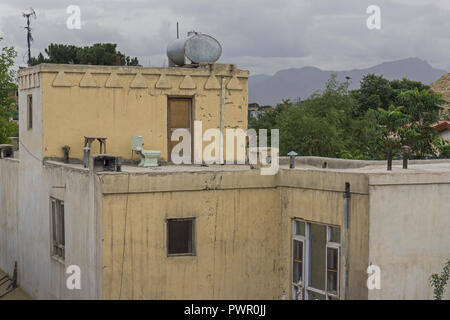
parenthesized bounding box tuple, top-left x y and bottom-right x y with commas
(17, 63, 248, 162)
(0, 63, 450, 300)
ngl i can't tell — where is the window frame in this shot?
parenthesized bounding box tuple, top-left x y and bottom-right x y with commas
(166, 218, 196, 257)
(50, 197, 65, 262)
(292, 221, 305, 300)
(326, 226, 340, 299)
(292, 220, 341, 300)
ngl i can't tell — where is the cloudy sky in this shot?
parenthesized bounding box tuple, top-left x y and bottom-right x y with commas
(1, 0, 450, 75)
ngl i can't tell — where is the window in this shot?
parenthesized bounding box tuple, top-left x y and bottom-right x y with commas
(292, 220, 305, 299)
(27, 94, 33, 129)
(167, 218, 195, 255)
(50, 198, 65, 260)
(292, 220, 340, 300)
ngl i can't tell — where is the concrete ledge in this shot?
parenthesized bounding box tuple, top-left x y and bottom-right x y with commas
(279, 156, 450, 169)
(101, 170, 277, 194)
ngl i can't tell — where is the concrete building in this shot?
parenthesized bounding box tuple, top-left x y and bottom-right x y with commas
(0, 63, 449, 300)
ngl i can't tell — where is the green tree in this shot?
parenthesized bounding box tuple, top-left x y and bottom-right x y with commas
(0, 37, 18, 143)
(397, 89, 444, 158)
(30, 43, 140, 66)
(430, 260, 450, 300)
(249, 74, 445, 160)
(276, 75, 356, 156)
(374, 105, 409, 158)
(351, 74, 395, 116)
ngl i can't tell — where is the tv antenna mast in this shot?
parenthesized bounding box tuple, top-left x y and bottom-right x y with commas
(23, 8, 36, 66)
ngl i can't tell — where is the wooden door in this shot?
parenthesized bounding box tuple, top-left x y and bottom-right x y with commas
(168, 98, 192, 162)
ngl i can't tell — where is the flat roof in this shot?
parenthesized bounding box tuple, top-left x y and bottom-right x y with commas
(43, 157, 450, 175)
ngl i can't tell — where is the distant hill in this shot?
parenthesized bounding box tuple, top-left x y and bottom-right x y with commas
(249, 58, 447, 106)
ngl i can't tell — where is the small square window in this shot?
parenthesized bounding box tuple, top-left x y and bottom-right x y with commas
(167, 218, 195, 255)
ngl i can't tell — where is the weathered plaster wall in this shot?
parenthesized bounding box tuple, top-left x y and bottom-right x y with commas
(16, 160, 101, 299)
(100, 169, 371, 300)
(16, 76, 101, 298)
(0, 159, 19, 276)
(100, 170, 280, 299)
(18, 64, 248, 162)
(368, 172, 450, 300)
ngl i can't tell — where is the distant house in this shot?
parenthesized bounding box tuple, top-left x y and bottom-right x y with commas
(432, 120, 450, 141)
(248, 103, 260, 118)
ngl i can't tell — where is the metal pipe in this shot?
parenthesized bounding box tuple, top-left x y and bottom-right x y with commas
(83, 146, 90, 168)
(341, 182, 351, 300)
(62, 145, 70, 164)
(117, 157, 122, 172)
(288, 151, 297, 169)
(220, 77, 225, 164)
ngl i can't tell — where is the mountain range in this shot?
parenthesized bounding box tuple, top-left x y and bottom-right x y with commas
(248, 58, 447, 106)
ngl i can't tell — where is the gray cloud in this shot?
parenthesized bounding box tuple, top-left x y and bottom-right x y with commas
(0, 0, 449, 75)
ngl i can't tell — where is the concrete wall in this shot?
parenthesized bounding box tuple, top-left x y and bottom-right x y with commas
(0, 158, 19, 276)
(368, 172, 450, 300)
(16, 74, 101, 298)
(100, 170, 280, 299)
(18, 63, 249, 162)
(16, 160, 101, 299)
(99, 168, 371, 300)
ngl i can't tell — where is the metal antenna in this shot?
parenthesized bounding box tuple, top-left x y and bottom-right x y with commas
(22, 8, 36, 66)
(177, 22, 179, 39)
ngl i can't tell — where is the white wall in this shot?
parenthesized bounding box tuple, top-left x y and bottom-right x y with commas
(16, 75, 100, 299)
(0, 158, 19, 276)
(368, 172, 450, 300)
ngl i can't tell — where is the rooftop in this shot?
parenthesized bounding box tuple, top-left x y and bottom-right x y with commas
(43, 156, 450, 176)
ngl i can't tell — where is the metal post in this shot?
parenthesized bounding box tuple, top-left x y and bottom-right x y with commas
(387, 149, 392, 171)
(402, 146, 410, 169)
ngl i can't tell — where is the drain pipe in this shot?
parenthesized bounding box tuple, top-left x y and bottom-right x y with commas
(220, 77, 225, 164)
(341, 182, 351, 300)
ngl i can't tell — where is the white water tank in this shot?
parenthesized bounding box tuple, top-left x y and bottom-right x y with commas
(167, 31, 222, 66)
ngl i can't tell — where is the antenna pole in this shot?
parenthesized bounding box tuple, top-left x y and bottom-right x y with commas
(26, 16, 31, 65)
(23, 9, 35, 66)
(176, 22, 179, 39)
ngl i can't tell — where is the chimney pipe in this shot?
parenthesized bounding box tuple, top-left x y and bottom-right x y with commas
(288, 151, 298, 169)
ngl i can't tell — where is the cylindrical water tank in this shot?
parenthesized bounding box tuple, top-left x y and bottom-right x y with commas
(167, 33, 222, 66)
